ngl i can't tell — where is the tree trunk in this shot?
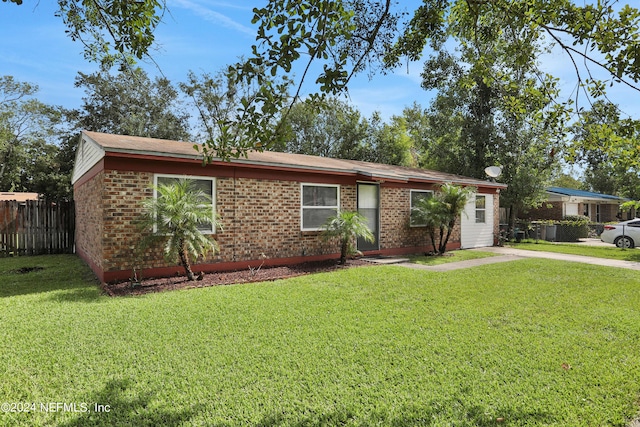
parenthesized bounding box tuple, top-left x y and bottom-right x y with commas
(437, 225, 446, 254)
(428, 227, 438, 254)
(340, 239, 348, 265)
(440, 220, 456, 254)
(508, 205, 518, 238)
(178, 240, 195, 281)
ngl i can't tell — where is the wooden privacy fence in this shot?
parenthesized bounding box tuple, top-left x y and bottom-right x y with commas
(0, 200, 75, 256)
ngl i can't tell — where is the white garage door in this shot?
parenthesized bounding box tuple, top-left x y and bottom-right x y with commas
(461, 193, 494, 249)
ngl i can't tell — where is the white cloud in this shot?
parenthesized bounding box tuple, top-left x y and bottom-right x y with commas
(169, 0, 255, 36)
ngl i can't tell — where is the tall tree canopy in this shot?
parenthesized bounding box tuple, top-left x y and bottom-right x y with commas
(73, 67, 191, 141)
(225, 0, 640, 158)
(273, 97, 370, 160)
(179, 69, 291, 162)
(273, 97, 417, 167)
(6, 0, 639, 160)
(398, 5, 572, 231)
(568, 100, 640, 199)
(0, 76, 70, 200)
(5, 0, 165, 69)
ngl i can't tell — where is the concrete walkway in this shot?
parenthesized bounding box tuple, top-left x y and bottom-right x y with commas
(373, 246, 640, 272)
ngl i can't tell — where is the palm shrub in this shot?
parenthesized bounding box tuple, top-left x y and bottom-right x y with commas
(321, 210, 374, 265)
(438, 183, 475, 254)
(411, 195, 447, 254)
(411, 183, 475, 255)
(138, 179, 220, 281)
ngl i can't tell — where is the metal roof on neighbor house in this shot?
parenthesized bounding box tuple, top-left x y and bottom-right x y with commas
(547, 186, 625, 201)
(74, 130, 507, 188)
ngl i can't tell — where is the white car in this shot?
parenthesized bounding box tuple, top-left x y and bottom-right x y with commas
(601, 219, 640, 248)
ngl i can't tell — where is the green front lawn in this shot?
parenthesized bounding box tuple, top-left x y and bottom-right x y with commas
(1, 255, 639, 426)
(408, 249, 498, 266)
(509, 240, 640, 262)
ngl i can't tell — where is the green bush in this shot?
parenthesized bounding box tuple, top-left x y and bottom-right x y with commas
(562, 215, 590, 225)
(556, 215, 590, 241)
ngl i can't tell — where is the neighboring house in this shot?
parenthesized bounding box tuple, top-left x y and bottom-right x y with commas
(0, 192, 39, 202)
(526, 187, 632, 222)
(0, 193, 39, 234)
(72, 131, 506, 282)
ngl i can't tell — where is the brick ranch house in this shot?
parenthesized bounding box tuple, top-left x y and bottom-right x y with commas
(72, 131, 507, 283)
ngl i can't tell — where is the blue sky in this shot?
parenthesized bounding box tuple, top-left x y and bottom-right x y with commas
(1, 1, 637, 122)
(0, 0, 425, 120)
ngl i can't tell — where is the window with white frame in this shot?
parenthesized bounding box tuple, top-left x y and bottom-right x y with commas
(475, 195, 486, 223)
(154, 174, 217, 234)
(410, 190, 434, 227)
(301, 184, 339, 230)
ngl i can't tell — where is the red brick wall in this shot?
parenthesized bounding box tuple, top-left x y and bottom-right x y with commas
(379, 186, 435, 250)
(493, 192, 500, 244)
(74, 170, 105, 275)
(76, 165, 497, 281)
(525, 201, 564, 221)
(598, 204, 620, 223)
(100, 170, 155, 273)
(215, 178, 352, 262)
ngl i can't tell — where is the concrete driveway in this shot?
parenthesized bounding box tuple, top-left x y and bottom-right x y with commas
(555, 238, 619, 248)
(391, 244, 640, 272)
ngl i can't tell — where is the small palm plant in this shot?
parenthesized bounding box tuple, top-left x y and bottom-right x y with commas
(138, 179, 220, 281)
(437, 183, 474, 254)
(411, 183, 474, 255)
(411, 195, 446, 254)
(321, 210, 374, 265)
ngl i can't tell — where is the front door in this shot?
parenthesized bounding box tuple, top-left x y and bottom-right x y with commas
(357, 183, 379, 251)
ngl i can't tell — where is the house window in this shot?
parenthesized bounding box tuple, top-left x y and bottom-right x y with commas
(583, 204, 590, 218)
(476, 195, 486, 223)
(301, 184, 339, 230)
(596, 204, 600, 222)
(410, 190, 434, 227)
(154, 174, 217, 234)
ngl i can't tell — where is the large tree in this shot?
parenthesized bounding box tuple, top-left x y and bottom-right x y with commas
(179, 69, 291, 161)
(73, 67, 191, 141)
(5, 0, 165, 69)
(7, 1, 639, 161)
(221, 0, 640, 159)
(0, 76, 69, 199)
(414, 23, 567, 230)
(365, 113, 418, 167)
(273, 97, 370, 160)
(568, 100, 640, 199)
(272, 97, 418, 167)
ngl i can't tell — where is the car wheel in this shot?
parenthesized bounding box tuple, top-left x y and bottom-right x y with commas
(614, 236, 635, 248)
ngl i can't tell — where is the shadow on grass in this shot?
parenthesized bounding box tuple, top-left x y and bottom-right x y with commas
(52, 382, 557, 426)
(622, 251, 640, 262)
(59, 378, 203, 427)
(0, 254, 102, 299)
(45, 286, 105, 303)
(253, 402, 555, 426)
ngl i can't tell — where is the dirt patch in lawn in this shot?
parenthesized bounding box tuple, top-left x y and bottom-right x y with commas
(9, 266, 45, 274)
(102, 259, 372, 297)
